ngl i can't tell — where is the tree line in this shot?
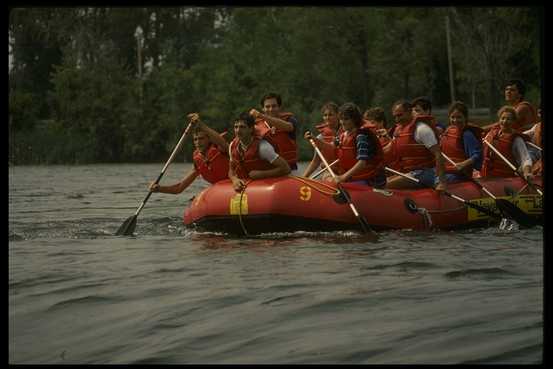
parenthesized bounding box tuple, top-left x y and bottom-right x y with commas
(8, 6, 542, 165)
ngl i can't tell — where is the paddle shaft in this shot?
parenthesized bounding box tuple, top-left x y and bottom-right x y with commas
(483, 140, 542, 195)
(133, 121, 194, 216)
(384, 166, 502, 219)
(526, 141, 542, 151)
(308, 137, 376, 237)
(441, 153, 496, 199)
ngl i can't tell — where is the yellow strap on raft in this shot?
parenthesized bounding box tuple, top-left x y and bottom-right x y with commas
(238, 179, 252, 236)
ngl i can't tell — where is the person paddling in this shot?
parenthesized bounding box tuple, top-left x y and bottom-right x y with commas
(438, 101, 483, 183)
(148, 113, 229, 194)
(384, 100, 448, 192)
(228, 111, 291, 192)
(481, 106, 534, 182)
(307, 102, 386, 188)
(302, 101, 342, 179)
(249, 92, 299, 172)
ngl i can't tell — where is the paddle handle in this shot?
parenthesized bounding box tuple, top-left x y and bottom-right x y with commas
(526, 141, 542, 151)
(308, 137, 338, 179)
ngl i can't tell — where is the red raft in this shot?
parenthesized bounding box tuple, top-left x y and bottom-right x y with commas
(183, 176, 542, 235)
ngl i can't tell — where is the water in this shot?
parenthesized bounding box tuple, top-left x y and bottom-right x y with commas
(9, 163, 543, 364)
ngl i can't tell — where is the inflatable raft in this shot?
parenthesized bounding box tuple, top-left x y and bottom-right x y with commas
(183, 176, 542, 235)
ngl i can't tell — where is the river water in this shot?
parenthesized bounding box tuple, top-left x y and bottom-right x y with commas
(9, 163, 544, 364)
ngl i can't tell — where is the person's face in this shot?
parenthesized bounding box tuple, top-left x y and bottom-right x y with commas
(499, 111, 516, 132)
(412, 105, 429, 117)
(262, 97, 280, 117)
(193, 132, 210, 152)
(504, 84, 521, 104)
(339, 116, 356, 132)
(392, 105, 411, 124)
(449, 109, 466, 129)
(323, 109, 339, 128)
(234, 120, 253, 141)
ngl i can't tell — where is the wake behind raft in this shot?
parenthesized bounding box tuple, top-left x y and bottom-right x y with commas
(183, 175, 542, 235)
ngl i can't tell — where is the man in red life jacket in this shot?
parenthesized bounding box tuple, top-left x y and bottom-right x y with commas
(302, 101, 342, 178)
(249, 93, 299, 172)
(482, 106, 534, 181)
(384, 100, 448, 192)
(411, 96, 446, 135)
(149, 113, 229, 194)
(228, 111, 291, 192)
(482, 79, 538, 133)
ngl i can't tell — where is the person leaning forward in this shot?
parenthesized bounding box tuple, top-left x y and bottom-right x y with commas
(228, 111, 291, 192)
(312, 102, 386, 188)
(149, 113, 230, 194)
(384, 99, 447, 192)
(249, 92, 299, 171)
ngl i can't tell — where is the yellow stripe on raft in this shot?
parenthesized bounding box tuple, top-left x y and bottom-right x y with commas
(467, 194, 543, 221)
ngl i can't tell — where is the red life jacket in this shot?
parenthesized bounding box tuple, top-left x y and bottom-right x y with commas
(229, 137, 274, 180)
(481, 127, 526, 177)
(254, 112, 297, 167)
(192, 144, 230, 184)
(388, 115, 438, 172)
(314, 122, 341, 167)
(336, 127, 384, 181)
(513, 100, 538, 132)
(439, 124, 482, 175)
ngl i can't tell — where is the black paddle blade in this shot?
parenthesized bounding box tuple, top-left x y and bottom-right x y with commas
(495, 199, 541, 228)
(358, 215, 379, 242)
(115, 215, 137, 236)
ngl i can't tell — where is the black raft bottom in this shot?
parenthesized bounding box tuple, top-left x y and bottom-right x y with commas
(186, 215, 382, 236)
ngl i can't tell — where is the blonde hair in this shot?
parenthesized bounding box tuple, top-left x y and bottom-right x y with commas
(497, 105, 518, 120)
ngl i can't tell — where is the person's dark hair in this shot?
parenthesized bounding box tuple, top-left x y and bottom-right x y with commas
(411, 96, 432, 113)
(321, 101, 339, 114)
(505, 79, 526, 97)
(448, 101, 469, 120)
(364, 107, 388, 126)
(392, 99, 411, 112)
(235, 111, 255, 127)
(338, 102, 363, 127)
(260, 93, 282, 107)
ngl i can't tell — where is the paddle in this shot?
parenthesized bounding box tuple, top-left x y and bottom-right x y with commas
(526, 141, 542, 152)
(307, 135, 378, 240)
(483, 139, 543, 196)
(440, 153, 537, 228)
(309, 159, 339, 179)
(384, 166, 504, 220)
(116, 120, 194, 236)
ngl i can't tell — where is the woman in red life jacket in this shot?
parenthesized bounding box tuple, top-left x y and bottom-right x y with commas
(302, 101, 342, 178)
(481, 106, 533, 181)
(482, 79, 538, 133)
(149, 113, 230, 194)
(228, 111, 291, 192)
(439, 101, 483, 183)
(327, 102, 386, 188)
(385, 100, 447, 192)
(249, 92, 299, 172)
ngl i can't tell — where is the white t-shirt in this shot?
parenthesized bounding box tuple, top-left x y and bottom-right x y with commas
(511, 136, 533, 168)
(413, 122, 438, 148)
(258, 139, 279, 164)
